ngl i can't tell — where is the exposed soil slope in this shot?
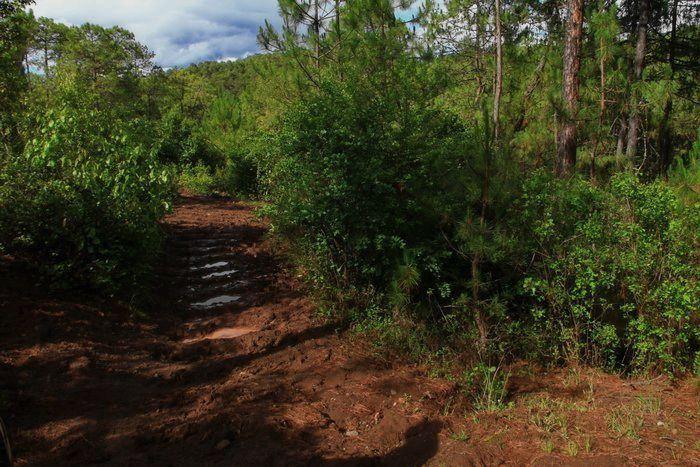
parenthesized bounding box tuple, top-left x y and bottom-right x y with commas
(0, 196, 698, 466)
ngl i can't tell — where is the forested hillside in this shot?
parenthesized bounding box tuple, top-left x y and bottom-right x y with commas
(0, 0, 699, 462)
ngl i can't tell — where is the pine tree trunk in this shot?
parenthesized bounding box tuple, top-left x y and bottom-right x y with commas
(658, 0, 678, 176)
(591, 8, 608, 183)
(44, 43, 49, 76)
(625, 0, 649, 163)
(314, 0, 320, 69)
(556, 0, 583, 177)
(616, 114, 628, 165)
(493, 0, 503, 142)
(473, 152, 490, 354)
(474, 4, 485, 102)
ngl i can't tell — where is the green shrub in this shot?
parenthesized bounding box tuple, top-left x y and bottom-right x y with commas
(155, 109, 221, 167)
(668, 129, 700, 206)
(262, 74, 698, 376)
(179, 157, 257, 197)
(213, 157, 258, 196)
(0, 105, 174, 293)
(516, 173, 699, 374)
(263, 72, 463, 304)
(178, 164, 216, 195)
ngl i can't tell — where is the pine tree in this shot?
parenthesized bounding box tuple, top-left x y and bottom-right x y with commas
(556, 0, 584, 177)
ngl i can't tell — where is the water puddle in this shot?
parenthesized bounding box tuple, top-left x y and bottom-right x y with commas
(191, 245, 225, 253)
(186, 279, 249, 294)
(192, 238, 228, 244)
(206, 327, 257, 339)
(202, 269, 238, 280)
(189, 261, 230, 271)
(191, 295, 241, 309)
(184, 326, 258, 343)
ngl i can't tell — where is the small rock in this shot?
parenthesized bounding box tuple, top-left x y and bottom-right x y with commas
(657, 421, 665, 427)
(215, 439, 231, 450)
(345, 430, 359, 438)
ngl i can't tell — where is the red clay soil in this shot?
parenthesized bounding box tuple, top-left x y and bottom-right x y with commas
(1, 196, 698, 466)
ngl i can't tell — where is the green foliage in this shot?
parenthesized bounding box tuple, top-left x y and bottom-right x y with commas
(0, 16, 174, 294)
(668, 130, 700, 205)
(178, 164, 215, 196)
(253, 0, 699, 377)
(155, 109, 220, 167)
(178, 160, 256, 197)
(516, 173, 698, 373)
(464, 362, 510, 411)
(264, 69, 461, 299)
(214, 158, 257, 196)
(0, 104, 173, 292)
(0, 5, 33, 151)
(1, 0, 697, 381)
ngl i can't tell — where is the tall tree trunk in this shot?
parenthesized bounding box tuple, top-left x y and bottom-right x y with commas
(556, 0, 583, 177)
(474, 2, 484, 104)
(313, 0, 320, 69)
(658, 0, 678, 177)
(493, 0, 503, 142)
(590, 53, 605, 181)
(514, 47, 548, 133)
(43, 43, 50, 77)
(471, 0, 503, 354)
(474, 4, 485, 102)
(473, 137, 490, 354)
(335, 0, 340, 36)
(625, 0, 649, 163)
(591, 3, 609, 182)
(616, 115, 628, 165)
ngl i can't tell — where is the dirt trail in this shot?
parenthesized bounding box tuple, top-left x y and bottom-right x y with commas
(1, 197, 698, 466)
(0, 197, 458, 466)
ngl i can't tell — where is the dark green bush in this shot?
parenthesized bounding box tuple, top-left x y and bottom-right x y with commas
(155, 109, 221, 167)
(263, 73, 463, 303)
(178, 157, 256, 197)
(178, 164, 215, 195)
(0, 105, 174, 293)
(258, 43, 699, 374)
(514, 173, 699, 373)
(265, 87, 699, 374)
(215, 156, 258, 196)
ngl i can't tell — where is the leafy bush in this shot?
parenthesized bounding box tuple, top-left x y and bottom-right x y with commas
(261, 65, 698, 376)
(0, 105, 174, 293)
(668, 129, 700, 205)
(516, 173, 699, 374)
(178, 164, 216, 195)
(212, 157, 258, 196)
(178, 160, 256, 197)
(155, 110, 221, 167)
(263, 73, 462, 305)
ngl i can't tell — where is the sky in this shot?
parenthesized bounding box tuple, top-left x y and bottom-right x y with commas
(32, 0, 282, 68)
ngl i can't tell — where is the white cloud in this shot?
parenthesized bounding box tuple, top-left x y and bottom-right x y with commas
(31, 0, 281, 67)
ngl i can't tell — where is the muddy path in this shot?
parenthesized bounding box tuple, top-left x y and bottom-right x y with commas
(2, 196, 698, 466)
(0, 197, 461, 466)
